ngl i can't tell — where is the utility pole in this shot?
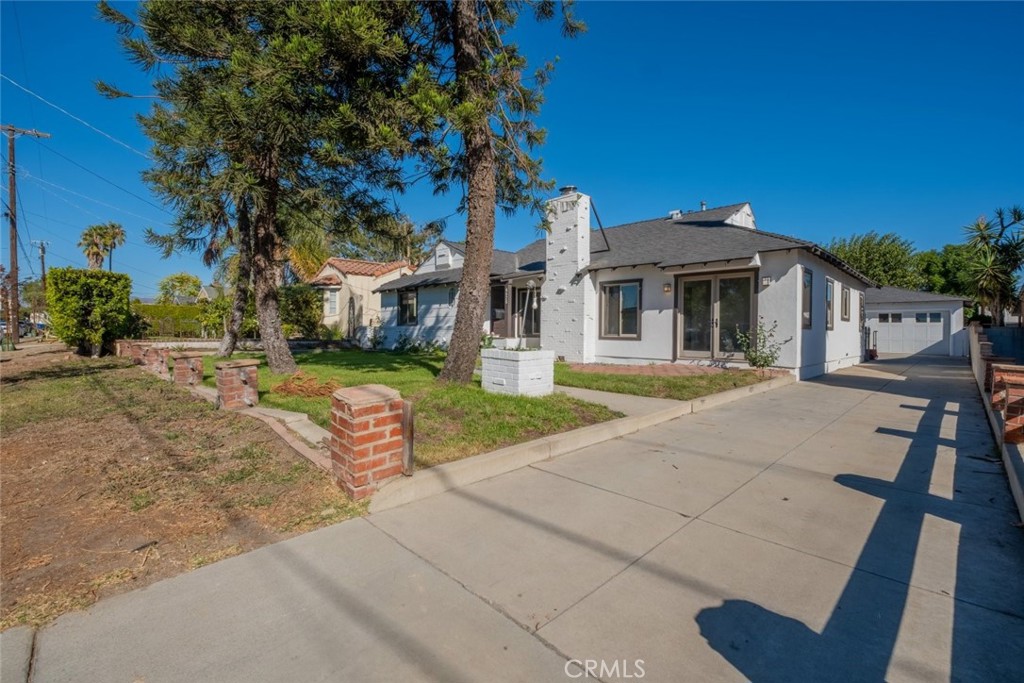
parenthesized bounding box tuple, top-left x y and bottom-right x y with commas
(32, 240, 48, 295)
(2, 124, 51, 347)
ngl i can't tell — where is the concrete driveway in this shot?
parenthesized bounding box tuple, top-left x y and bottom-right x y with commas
(16, 358, 1024, 682)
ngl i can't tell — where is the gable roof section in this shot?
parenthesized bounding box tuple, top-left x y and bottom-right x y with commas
(865, 286, 970, 305)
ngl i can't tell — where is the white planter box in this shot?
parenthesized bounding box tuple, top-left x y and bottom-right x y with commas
(481, 348, 555, 397)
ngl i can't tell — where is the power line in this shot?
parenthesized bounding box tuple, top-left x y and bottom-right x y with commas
(30, 139, 171, 215)
(1, 74, 153, 161)
(8, 3, 55, 235)
(19, 168, 171, 227)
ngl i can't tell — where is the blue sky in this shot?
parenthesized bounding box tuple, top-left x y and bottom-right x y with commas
(2, 1, 1021, 298)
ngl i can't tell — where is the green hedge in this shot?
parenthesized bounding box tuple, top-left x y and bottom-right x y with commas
(133, 302, 205, 338)
(47, 267, 133, 355)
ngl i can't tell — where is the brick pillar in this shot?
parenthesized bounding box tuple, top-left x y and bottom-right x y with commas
(329, 384, 406, 500)
(984, 355, 1016, 392)
(214, 359, 260, 410)
(130, 343, 145, 365)
(992, 364, 1024, 411)
(143, 346, 162, 374)
(171, 352, 205, 386)
(1004, 379, 1024, 444)
(157, 348, 173, 380)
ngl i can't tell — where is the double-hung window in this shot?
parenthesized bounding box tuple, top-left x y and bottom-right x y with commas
(327, 290, 338, 315)
(601, 280, 641, 338)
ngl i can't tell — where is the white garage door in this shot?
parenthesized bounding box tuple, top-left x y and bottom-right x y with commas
(874, 311, 947, 354)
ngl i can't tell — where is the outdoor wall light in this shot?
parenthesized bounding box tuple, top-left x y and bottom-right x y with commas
(663, 283, 673, 294)
(761, 276, 772, 287)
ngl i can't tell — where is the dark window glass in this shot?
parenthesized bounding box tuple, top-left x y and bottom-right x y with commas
(915, 313, 928, 323)
(878, 313, 890, 323)
(929, 312, 942, 323)
(399, 291, 417, 326)
(802, 269, 813, 328)
(841, 286, 850, 321)
(891, 313, 903, 323)
(826, 279, 835, 330)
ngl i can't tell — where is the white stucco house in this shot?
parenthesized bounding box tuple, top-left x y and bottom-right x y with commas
(376, 188, 878, 379)
(864, 286, 969, 357)
(309, 258, 412, 338)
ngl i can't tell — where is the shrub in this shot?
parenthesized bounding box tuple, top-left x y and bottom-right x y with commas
(736, 317, 784, 374)
(279, 284, 321, 339)
(47, 268, 133, 357)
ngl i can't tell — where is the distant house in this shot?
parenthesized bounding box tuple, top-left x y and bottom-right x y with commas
(865, 286, 969, 357)
(308, 258, 413, 338)
(377, 188, 877, 379)
(197, 284, 230, 302)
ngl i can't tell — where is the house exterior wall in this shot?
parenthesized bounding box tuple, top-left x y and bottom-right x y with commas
(320, 267, 411, 336)
(794, 251, 866, 378)
(756, 250, 803, 371)
(865, 300, 966, 357)
(378, 285, 459, 348)
(592, 266, 676, 364)
(541, 190, 596, 362)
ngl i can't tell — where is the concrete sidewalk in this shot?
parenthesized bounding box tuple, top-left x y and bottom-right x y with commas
(14, 358, 1024, 682)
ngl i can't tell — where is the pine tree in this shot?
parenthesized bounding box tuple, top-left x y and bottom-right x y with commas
(99, 0, 421, 372)
(410, 1, 585, 383)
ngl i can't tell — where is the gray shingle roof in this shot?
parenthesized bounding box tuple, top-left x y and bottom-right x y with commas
(380, 203, 876, 292)
(376, 268, 463, 292)
(865, 286, 970, 305)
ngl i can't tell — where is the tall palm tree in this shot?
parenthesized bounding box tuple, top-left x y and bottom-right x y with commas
(77, 226, 107, 270)
(100, 222, 126, 271)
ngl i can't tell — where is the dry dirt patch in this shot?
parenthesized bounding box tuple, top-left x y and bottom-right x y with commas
(0, 349, 362, 630)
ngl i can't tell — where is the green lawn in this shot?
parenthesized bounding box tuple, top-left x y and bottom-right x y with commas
(201, 350, 620, 467)
(553, 363, 769, 401)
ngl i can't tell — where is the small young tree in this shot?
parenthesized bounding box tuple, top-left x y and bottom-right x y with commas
(47, 267, 133, 357)
(156, 272, 202, 304)
(736, 317, 784, 376)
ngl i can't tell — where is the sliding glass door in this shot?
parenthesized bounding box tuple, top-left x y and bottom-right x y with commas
(678, 273, 754, 359)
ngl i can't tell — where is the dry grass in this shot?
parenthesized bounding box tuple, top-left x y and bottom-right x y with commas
(1, 350, 364, 630)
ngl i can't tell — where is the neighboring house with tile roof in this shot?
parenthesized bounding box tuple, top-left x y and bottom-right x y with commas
(377, 188, 878, 379)
(308, 258, 413, 337)
(864, 286, 970, 357)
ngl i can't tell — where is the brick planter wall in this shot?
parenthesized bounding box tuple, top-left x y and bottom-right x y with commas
(214, 359, 260, 410)
(329, 384, 406, 500)
(172, 352, 205, 387)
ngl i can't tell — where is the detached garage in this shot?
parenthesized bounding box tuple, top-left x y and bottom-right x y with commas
(865, 287, 969, 357)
